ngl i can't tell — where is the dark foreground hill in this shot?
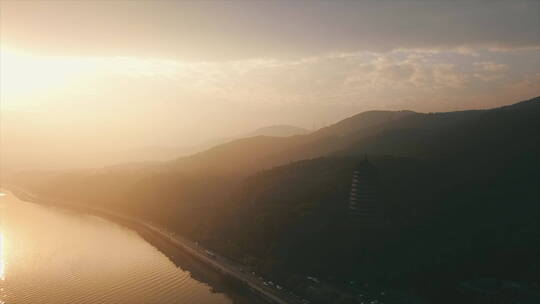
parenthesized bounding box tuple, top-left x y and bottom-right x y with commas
(8, 96, 540, 303)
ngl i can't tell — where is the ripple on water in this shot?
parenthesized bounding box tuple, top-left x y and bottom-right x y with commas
(0, 191, 232, 304)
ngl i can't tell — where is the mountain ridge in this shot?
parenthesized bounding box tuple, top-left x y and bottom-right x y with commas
(7, 96, 540, 303)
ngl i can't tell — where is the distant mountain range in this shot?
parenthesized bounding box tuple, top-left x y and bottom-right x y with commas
(245, 125, 310, 137)
(110, 124, 311, 165)
(9, 96, 540, 303)
(167, 97, 539, 176)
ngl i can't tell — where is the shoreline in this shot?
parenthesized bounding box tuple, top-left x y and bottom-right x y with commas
(4, 186, 268, 304)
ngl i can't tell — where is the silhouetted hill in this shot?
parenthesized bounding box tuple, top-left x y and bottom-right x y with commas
(8, 96, 540, 303)
(245, 125, 309, 137)
(11, 96, 539, 212)
(168, 97, 538, 176)
(167, 110, 421, 175)
(199, 96, 540, 302)
(314, 109, 417, 137)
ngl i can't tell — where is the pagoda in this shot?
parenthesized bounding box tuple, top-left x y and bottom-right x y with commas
(348, 155, 380, 227)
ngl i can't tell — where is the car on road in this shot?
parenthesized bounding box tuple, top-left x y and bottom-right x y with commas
(307, 276, 320, 284)
(204, 250, 216, 258)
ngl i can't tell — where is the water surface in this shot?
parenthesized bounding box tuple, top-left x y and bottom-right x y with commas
(0, 190, 232, 304)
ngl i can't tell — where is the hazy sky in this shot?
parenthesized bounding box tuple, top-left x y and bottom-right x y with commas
(1, 0, 539, 169)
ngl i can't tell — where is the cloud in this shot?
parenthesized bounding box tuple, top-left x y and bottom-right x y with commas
(2, 46, 538, 129)
(474, 62, 509, 72)
(1, 1, 539, 61)
(379, 64, 416, 82)
(473, 61, 510, 81)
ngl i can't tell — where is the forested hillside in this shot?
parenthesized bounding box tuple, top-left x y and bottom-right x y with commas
(9, 96, 540, 303)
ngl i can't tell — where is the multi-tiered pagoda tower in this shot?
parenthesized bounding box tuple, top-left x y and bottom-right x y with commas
(348, 156, 380, 227)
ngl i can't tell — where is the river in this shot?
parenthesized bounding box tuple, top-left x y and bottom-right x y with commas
(0, 189, 233, 304)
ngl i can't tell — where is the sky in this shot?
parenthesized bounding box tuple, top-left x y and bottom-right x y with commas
(1, 0, 539, 169)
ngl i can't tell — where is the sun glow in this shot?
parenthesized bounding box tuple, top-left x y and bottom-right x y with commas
(0, 46, 188, 111)
(0, 47, 99, 109)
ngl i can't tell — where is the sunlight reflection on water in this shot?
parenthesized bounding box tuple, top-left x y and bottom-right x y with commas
(0, 190, 231, 304)
(0, 199, 5, 304)
(0, 232, 4, 281)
